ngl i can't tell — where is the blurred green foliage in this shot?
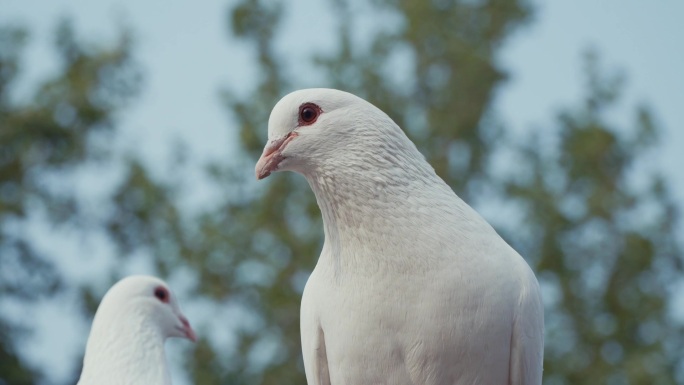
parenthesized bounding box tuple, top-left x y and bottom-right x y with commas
(0, 20, 141, 384)
(505, 52, 683, 384)
(0, 0, 682, 384)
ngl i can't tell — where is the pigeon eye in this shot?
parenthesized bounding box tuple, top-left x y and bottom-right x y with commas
(154, 287, 169, 303)
(298, 103, 321, 125)
(301, 108, 316, 122)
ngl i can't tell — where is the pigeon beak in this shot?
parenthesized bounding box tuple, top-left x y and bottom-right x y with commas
(178, 315, 197, 343)
(255, 131, 298, 180)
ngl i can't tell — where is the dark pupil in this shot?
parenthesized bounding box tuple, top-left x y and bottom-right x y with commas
(302, 108, 315, 122)
(155, 288, 166, 301)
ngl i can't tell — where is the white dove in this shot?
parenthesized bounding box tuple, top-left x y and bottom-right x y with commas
(77, 275, 196, 385)
(256, 89, 544, 385)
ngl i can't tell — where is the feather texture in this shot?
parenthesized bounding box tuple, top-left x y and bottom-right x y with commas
(258, 88, 544, 385)
(77, 275, 195, 385)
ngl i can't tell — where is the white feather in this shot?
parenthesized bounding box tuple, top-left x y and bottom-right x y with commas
(260, 89, 544, 385)
(77, 275, 195, 385)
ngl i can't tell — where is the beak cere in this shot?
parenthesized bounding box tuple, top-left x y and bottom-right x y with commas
(255, 132, 298, 180)
(178, 315, 197, 342)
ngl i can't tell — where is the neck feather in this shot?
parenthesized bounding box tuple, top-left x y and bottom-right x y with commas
(79, 310, 170, 385)
(304, 144, 476, 273)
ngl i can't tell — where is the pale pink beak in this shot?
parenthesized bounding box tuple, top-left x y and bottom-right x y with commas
(255, 132, 298, 180)
(178, 315, 197, 342)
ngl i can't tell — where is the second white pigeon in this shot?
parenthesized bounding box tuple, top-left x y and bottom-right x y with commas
(77, 275, 196, 385)
(256, 88, 544, 385)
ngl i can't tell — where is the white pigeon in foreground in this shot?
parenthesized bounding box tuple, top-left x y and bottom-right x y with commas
(77, 275, 196, 385)
(256, 89, 544, 385)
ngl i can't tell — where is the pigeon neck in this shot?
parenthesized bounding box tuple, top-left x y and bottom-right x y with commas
(79, 312, 171, 385)
(305, 154, 460, 270)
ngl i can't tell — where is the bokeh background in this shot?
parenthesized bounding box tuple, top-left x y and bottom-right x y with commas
(1, 0, 683, 384)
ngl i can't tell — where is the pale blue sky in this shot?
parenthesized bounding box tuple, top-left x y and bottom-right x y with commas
(1, 0, 683, 383)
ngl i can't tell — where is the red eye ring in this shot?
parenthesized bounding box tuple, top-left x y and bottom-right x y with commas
(154, 286, 169, 303)
(298, 103, 321, 126)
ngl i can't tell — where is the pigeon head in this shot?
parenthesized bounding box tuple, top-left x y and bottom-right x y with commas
(78, 276, 195, 385)
(256, 88, 416, 180)
(97, 275, 197, 343)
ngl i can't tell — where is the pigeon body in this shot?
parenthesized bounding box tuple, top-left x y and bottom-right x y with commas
(77, 275, 196, 385)
(256, 89, 543, 385)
